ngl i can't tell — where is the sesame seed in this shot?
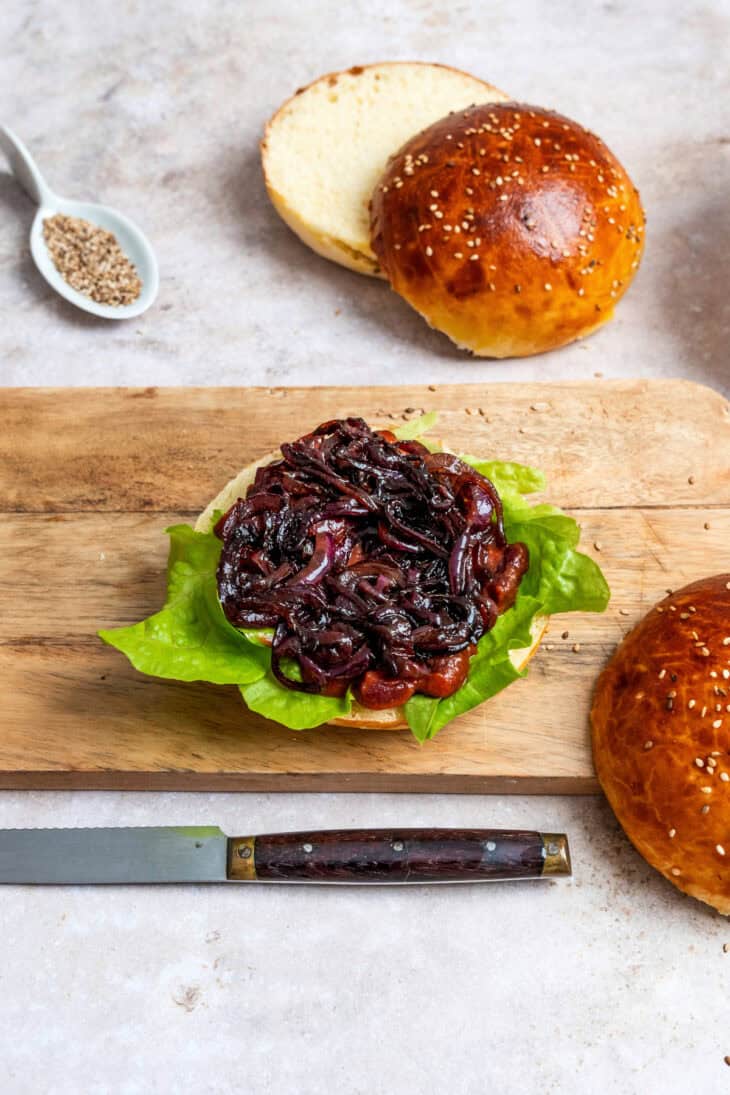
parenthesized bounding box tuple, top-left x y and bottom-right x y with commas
(544, 283, 552, 291)
(644, 740, 654, 750)
(723, 638, 730, 646)
(714, 719, 723, 729)
(701, 647, 711, 657)
(430, 190, 439, 197)
(721, 772, 729, 782)
(658, 669, 667, 679)
(593, 541, 602, 551)
(668, 828, 676, 838)
(572, 643, 581, 653)
(718, 845, 726, 856)
(702, 804, 711, 814)
(696, 758, 705, 767)
(671, 867, 681, 876)
(425, 246, 433, 257)
(619, 608, 630, 616)
(701, 786, 713, 793)
(688, 699, 696, 709)
(470, 254, 480, 261)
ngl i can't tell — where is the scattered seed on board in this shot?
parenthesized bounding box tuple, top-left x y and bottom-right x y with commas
(43, 214, 142, 306)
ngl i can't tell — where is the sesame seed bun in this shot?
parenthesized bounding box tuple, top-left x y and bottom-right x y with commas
(197, 432, 546, 732)
(261, 62, 509, 277)
(370, 102, 646, 357)
(591, 575, 730, 915)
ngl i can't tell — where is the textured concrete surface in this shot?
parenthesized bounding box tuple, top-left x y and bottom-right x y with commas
(1, 2, 729, 1092)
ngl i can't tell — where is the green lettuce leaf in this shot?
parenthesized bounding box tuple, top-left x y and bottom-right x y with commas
(99, 426, 610, 740)
(239, 676, 351, 730)
(459, 456, 546, 497)
(99, 525, 268, 685)
(393, 411, 439, 441)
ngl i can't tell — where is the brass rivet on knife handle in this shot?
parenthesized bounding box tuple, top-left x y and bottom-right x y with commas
(540, 833, 571, 877)
(227, 836, 257, 881)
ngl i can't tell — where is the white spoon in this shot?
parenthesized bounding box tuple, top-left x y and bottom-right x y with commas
(0, 125, 158, 319)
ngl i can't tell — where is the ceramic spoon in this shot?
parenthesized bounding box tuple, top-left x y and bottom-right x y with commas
(0, 125, 158, 319)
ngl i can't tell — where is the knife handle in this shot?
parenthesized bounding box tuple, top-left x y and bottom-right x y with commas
(227, 829, 570, 884)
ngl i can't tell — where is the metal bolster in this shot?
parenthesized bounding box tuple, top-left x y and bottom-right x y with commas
(540, 833, 572, 877)
(228, 836, 257, 881)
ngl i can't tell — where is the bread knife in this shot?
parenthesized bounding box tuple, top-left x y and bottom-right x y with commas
(0, 826, 570, 885)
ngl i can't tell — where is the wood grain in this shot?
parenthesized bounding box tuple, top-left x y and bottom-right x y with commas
(1, 381, 728, 793)
(229, 829, 550, 883)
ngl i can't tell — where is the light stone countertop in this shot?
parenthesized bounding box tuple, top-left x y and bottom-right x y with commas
(1, 2, 729, 1092)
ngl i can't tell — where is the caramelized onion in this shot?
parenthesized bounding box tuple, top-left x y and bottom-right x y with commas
(215, 419, 528, 708)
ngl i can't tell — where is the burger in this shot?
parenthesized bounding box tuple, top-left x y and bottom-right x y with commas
(101, 415, 609, 740)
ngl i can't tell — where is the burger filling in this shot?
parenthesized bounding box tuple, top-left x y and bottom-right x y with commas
(215, 418, 528, 709)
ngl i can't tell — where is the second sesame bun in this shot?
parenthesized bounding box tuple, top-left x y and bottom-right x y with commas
(370, 102, 646, 358)
(591, 575, 730, 915)
(197, 434, 546, 732)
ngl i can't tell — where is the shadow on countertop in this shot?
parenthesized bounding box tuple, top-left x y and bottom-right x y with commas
(224, 145, 467, 361)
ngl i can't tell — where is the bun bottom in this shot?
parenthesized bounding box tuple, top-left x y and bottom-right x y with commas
(329, 616, 548, 730)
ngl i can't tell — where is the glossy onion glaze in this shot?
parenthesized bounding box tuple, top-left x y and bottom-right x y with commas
(215, 418, 527, 709)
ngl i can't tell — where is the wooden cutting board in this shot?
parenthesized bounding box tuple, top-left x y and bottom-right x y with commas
(2, 381, 728, 793)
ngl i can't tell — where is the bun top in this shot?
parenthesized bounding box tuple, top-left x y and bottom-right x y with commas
(370, 102, 645, 358)
(591, 575, 730, 914)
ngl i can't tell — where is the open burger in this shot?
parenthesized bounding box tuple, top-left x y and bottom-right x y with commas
(101, 415, 609, 740)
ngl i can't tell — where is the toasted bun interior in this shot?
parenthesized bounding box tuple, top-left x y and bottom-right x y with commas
(261, 62, 508, 277)
(199, 430, 547, 732)
(591, 575, 730, 915)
